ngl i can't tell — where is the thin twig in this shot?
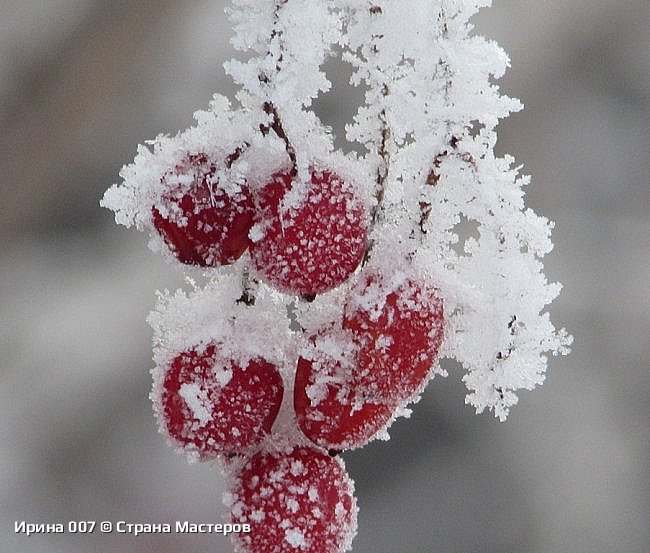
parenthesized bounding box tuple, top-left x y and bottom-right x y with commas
(260, 101, 297, 175)
(257, 0, 297, 174)
(362, 101, 390, 266)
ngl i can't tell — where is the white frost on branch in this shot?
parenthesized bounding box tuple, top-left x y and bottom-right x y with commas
(335, 0, 571, 419)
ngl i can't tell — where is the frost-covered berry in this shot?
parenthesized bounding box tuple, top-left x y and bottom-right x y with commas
(294, 329, 395, 450)
(343, 272, 445, 404)
(155, 343, 283, 460)
(228, 446, 357, 553)
(151, 153, 254, 266)
(249, 169, 367, 296)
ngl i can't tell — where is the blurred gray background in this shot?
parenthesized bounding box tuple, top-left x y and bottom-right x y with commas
(1, 1, 648, 552)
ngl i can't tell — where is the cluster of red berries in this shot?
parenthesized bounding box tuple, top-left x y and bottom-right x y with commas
(149, 152, 444, 552)
(151, 153, 367, 296)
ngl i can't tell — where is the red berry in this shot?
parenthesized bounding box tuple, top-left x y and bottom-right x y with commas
(294, 331, 395, 450)
(228, 447, 357, 553)
(249, 169, 367, 296)
(156, 344, 283, 460)
(343, 272, 444, 404)
(151, 153, 253, 266)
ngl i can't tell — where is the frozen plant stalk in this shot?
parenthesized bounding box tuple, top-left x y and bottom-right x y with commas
(101, 0, 571, 551)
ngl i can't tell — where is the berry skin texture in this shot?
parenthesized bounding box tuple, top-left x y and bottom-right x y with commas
(344, 273, 445, 404)
(156, 344, 283, 461)
(151, 153, 254, 267)
(294, 331, 396, 450)
(228, 447, 357, 553)
(249, 169, 367, 296)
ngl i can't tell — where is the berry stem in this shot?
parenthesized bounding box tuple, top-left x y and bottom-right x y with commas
(260, 101, 297, 176)
(237, 267, 258, 307)
(224, 142, 251, 169)
(257, 0, 297, 175)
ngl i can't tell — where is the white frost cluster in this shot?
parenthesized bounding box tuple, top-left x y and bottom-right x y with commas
(336, 0, 571, 420)
(230, 0, 571, 420)
(104, 0, 571, 456)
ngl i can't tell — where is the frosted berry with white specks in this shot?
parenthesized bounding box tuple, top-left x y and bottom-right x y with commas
(249, 169, 367, 296)
(152, 153, 254, 267)
(343, 271, 445, 404)
(294, 328, 395, 450)
(154, 343, 283, 461)
(229, 447, 357, 553)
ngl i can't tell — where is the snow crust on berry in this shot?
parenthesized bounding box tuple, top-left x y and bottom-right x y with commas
(227, 447, 357, 553)
(149, 274, 291, 370)
(179, 382, 213, 425)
